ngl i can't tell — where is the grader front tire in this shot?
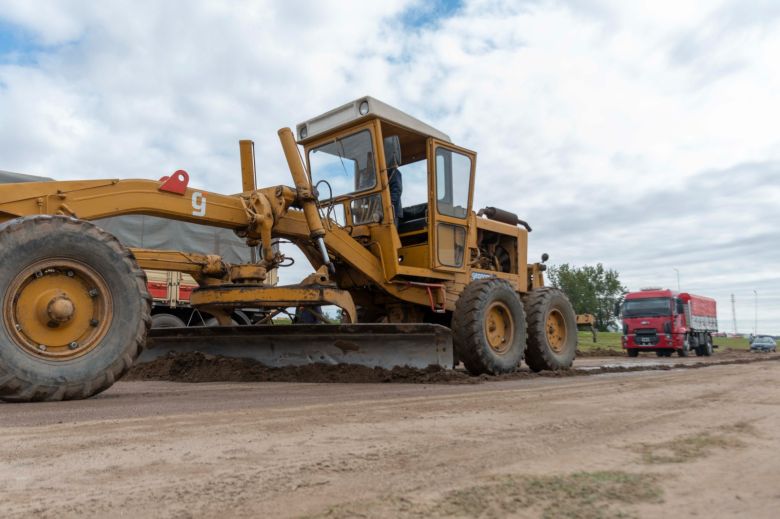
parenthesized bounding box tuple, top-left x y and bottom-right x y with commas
(0, 216, 151, 402)
(523, 287, 577, 372)
(452, 279, 526, 375)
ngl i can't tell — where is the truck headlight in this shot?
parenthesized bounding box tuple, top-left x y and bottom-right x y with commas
(359, 100, 370, 115)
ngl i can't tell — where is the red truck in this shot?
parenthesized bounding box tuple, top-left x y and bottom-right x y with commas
(619, 288, 718, 357)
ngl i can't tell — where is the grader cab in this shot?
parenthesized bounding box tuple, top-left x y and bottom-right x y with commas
(0, 97, 577, 402)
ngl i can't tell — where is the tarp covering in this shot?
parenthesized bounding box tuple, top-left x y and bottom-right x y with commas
(95, 215, 253, 264)
(0, 170, 53, 183)
(0, 170, 254, 264)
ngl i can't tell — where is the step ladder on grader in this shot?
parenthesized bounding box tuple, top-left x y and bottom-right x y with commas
(0, 97, 578, 402)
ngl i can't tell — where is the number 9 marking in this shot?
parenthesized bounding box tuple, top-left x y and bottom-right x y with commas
(192, 192, 207, 217)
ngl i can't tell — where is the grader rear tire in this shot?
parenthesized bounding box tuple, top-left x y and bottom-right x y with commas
(522, 287, 577, 372)
(0, 216, 151, 402)
(452, 279, 526, 375)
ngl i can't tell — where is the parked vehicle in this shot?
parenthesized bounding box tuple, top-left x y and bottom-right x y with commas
(618, 288, 717, 357)
(0, 170, 275, 328)
(750, 337, 777, 353)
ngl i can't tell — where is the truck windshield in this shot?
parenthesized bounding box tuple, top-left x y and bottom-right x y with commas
(308, 130, 376, 200)
(623, 297, 672, 318)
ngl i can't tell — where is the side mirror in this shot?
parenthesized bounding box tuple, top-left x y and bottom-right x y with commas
(541, 253, 549, 263)
(614, 302, 621, 316)
(676, 300, 684, 314)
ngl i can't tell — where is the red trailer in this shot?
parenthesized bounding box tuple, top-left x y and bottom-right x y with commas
(620, 288, 718, 357)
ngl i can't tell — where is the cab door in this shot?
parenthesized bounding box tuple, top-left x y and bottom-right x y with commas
(427, 139, 475, 271)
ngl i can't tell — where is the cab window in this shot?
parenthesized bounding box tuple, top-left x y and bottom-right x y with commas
(435, 148, 470, 218)
(309, 130, 376, 199)
(437, 223, 466, 267)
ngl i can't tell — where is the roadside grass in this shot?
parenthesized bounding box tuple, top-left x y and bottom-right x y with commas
(711, 335, 751, 350)
(577, 331, 622, 351)
(637, 423, 755, 464)
(521, 471, 663, 519)
(309, 471, 663, 519)
(638, 434, 743, 464)
(576, 331, 752, 353)
(307, 471, 663, 519)
(440, 471, 663, 519)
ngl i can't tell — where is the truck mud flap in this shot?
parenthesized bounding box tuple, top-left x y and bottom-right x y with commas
(140, 323, 454, 370)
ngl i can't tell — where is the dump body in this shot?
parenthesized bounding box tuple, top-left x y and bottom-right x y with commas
(679, 292, 718, 332)
(621, 288, 717, 354)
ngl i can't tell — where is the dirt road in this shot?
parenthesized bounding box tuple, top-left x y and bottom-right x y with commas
(2, 359, 780, 518)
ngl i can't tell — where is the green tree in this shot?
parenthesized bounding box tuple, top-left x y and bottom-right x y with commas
(547, 263, 626, 331)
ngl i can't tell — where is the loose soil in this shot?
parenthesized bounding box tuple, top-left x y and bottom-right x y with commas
(576, 347, 625, 357)
(125, 349, 780, 384)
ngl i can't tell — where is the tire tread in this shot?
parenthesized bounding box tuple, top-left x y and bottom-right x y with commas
(0, 216, 151, 402)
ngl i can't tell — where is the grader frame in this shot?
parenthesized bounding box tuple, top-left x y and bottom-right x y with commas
(0, 96, 577, 402)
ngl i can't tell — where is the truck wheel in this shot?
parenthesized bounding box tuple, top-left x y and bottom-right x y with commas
(151, 313, 186, 328)
(678, 335, 692, 357)
(452, 279, 526, 375)
(703, 335, 713, 356)
(522, 287, 577, 372)
(0, 216, 150, 402)
(628, 349, 639, 358)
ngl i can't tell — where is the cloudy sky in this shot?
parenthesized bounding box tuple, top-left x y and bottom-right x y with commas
(1, 0, 778, 333)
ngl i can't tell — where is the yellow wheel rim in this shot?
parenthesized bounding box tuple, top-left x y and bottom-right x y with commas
(3, 259, 113, 361)
(546, 308, 567, 353)
(485, 301, 514, 355)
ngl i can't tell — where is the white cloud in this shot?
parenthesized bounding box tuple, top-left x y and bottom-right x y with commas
(1, 0, 778, 332)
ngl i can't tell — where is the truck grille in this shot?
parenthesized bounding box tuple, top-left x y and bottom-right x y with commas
(634, 329, 659, 346)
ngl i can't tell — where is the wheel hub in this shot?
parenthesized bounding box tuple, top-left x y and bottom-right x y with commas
(485, 301, 514, 355)
(545, 309, 567, 353)
(47, 295, 75, 323)
(3, 259, 113, 360)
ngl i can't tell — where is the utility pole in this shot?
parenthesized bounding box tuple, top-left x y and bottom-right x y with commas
(754, 289, 758, 336)
(730, 293, 737, 335)
(673, 268, 680, 291)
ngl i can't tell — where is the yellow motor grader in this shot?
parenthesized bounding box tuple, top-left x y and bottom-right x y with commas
(0, 97, 577, 402)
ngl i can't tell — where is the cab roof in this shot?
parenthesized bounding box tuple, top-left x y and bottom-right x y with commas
(625, 289, 675, 300)
(296, 96, 451, 144)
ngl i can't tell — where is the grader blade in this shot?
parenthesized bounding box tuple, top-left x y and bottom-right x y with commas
(140, 324, 454, 370)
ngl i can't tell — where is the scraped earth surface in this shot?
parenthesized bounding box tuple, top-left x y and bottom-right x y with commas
(2, 353, 780, 518)
(122, 347, 777, 384)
